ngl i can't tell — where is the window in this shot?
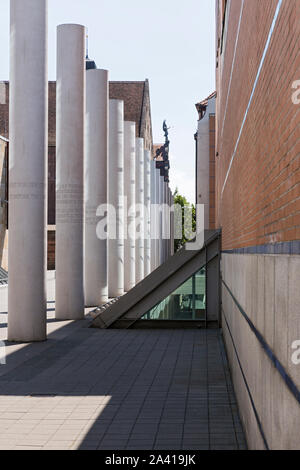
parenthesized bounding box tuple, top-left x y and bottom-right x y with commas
(141, 268, 206, 321)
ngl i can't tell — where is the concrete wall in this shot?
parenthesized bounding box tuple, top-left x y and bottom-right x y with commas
(222, 252, 300, 449)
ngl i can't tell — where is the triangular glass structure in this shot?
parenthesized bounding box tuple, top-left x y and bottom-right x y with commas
(141, 267, 206, 321)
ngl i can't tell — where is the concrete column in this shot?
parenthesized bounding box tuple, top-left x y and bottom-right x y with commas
(158, 174, 163, 266)
(135, 138, 144, 284)
(166, 185, 170, 260)
(56, 24, 85, 320)
(164, 181, 168, 262)
(108, 100, 124, 298)
(144, 149, 151, 278)
(170, 192, 175, 256)
(160, 175, 166, 265)
(169, 188, 174, 257)
(155, 168, 160, 268)
(168, 185, 172, 258)
(196, 96, 215, 230)
(150, 159, 157, 272)
(166, 186, 169, 259)
(8, 0, 48, 341)
(169, 188, 172, 256)
(163, 180, 168, 263)
(84, 69, 108, 306)
(155, 168, 159, 268)
(165, 185, 169, 260)
(164, 180, 167, 262)
(124, 122, 136, 292)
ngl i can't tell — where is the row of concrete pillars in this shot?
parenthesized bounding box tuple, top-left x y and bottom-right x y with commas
(8, 0, 173, 342)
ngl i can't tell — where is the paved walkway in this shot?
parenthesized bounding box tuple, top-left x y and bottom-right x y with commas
(0, 313, 247, 450)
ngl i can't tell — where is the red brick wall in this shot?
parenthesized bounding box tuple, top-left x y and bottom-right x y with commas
(209, 114, 216, 229)
(215, 0, 300, 250)
(48, 146, 56, 225)
(47, 230, 55, 270)
(48, 82, 56, 146)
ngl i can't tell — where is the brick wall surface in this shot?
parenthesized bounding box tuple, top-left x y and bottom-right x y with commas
(48, 82, 56, 146)
(47, 230, 55, 270)
(48, 146, 56, 225)
(209, 114, 216, 229)
(216, 0, 300, 250)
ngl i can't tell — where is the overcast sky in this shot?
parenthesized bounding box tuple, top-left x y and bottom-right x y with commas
(0, 0, 215, 203)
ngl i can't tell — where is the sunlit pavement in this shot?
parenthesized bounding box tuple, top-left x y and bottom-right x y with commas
(0, 311, 247, 450)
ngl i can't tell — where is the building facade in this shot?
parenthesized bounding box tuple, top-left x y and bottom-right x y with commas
(215, 0, 300, 450)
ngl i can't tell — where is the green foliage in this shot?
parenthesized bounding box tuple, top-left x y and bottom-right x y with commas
(173, 188, 196, 252)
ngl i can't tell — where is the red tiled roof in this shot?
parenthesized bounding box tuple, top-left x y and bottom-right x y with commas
(196, 91, 217, 109)
(109, 81, 146, 137)
(195, 91, 216, 120)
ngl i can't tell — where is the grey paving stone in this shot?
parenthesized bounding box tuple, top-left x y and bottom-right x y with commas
(211, 445, 238, 450)
(0, 324, 246, 450)
(238, 443, 247, 450)
(126, 445, 153, 450)
(127, 440, 155, 447)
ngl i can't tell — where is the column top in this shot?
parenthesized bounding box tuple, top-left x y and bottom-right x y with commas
(57, 24, 86, 31)
(86, 68, 109, 75)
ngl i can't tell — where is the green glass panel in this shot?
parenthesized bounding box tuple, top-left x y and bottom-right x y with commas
(141, 267, 206, 321)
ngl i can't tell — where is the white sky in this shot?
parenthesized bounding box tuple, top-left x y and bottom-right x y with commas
(0, 0, 215, 203)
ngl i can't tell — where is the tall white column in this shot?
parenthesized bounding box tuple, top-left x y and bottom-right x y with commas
(168, 187, 172, 258)
(167, 186, 170, 259)
(108, 100, 124, 298)
(124, 122, 136, 292)
(170, 191, 175, 256)
(135, 138, 144, 284)
(156, 170, 160, 267)
(56, 24, 85, 320)
(163, 180, 167, 263)
(85, 69, 108, 306)
(144, 149, 151, 278)
(165, 183, 170, 261)
(155, 167, 160, 268)
(150, 159, 157, 272)
(8, 0, 48, 342)
(158, 173, 163, 266)
(166, 186, 169, 259)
